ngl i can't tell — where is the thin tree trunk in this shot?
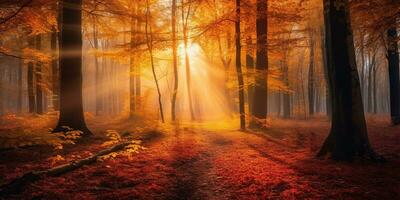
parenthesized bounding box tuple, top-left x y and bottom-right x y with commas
(54, 0, 91, 135)
(246, 36, 255, 114)
(93, 19, 102, 116)
(145, 0, 164, 123)
(51, 27, 59, 111)
(135, 20, 142, 112)
(16, 39, 23, 113)
(35, 35, 43, 114)
(130, 6, 137, 117)
(182, 0, 195, 121)
(235, 0, 245, 130)
(171, 0, 179, 121)
(308, 32, 315, 116)
(27, 37, 35, 113)
(251, 0, 268, 127)
(317, 0, 380, 161)
(282, 59, 290, 118)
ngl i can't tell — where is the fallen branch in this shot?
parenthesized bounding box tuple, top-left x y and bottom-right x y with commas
(0, 141, 131, 195)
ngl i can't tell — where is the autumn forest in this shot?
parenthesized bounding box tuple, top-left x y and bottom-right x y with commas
(0, 0, 399, 199)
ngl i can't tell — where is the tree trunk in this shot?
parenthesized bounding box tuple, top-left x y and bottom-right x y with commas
(387, 27, 400, 125)
(282, 60, 290, 119)
(308, 32, 315, 116)
(182, 0, 195, 121)
(171, 0, 179, 121)
(251, 0, 268, 127)
(321, 25, 331, 118)
(367, 52, 374, 113)
(145, 0, 165, 123)
(16, 39, 23, 113)
(130, 8, 137, 117)
(135, 20, 142, 112)
(35, 35, 43, 114)
(51, 27, 59, 111)
(246, 36, 255, 114)
(235, 0, 245, 130)
(53, 0, 91, 135)
(93, 19, 102, 116)
(27, 37, 36, 113)
(317, 0, 380, 161)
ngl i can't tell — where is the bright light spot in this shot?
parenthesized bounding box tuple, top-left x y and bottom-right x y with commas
(178, 42, 201, 59)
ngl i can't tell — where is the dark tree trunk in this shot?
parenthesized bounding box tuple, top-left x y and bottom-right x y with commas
(53, 0, 91, 135)
(282, 59, 290, 118)
(27, 37, 36, 113)
(318, 0, 380, 161)
(246, 37, 255, 113)
(308, 32, 315, 116)
(171, 0, 178, 121)
(251, 0, 268, 127)
(387, 27, 400, 125)
(51, 27, 59, 111)
(235, 0, 245, 130)
(16, 40, 23, 113)
(35, 35, 43, 114)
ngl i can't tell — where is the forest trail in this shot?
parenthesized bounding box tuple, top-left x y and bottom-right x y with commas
(2, 121, 400, 199)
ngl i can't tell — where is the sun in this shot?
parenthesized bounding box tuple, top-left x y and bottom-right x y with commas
(178, 42, 201, 58)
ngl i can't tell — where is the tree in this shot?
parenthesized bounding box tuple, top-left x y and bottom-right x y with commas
(251, 0, 268, 127)
(308, 30, 315, 116)
(35, 34, 43, 114)
(51, 26, 59, 111)
(145, 0, 164, 123)
(130, 2, 137, 117)
(181, 0, 195, 121)
(53, 0, 91, 135)
(387, 27, 400, 125)
(171, 0, 179, 121)
(246, 36, 254, 113)
(235, 0, 245, 130)
(317, 0, 380, 161)
(27, 37, 36, 113)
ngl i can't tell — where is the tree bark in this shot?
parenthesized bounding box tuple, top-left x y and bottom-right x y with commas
(51, 27, 59, 111)
(387, 27, 400, 125)
(35, 34, 43, 114)
(171, 0, 179, 121)
(246, 36, 255, 114)
(130, 6, 137, 117)
(145, 0, 164, 123)
(282, 60, 290, 119)
(251, 0, 268, 127)
(318, 0, 380, 161)
(308, 32, 315, 116)
(53, 0, 91, 135)
(182, 0, 195, 121)
(135, 20, 142, 112)
(235, 0, 245, 130)
(93, 18, 102, 116)
(27, 37, 35, 113)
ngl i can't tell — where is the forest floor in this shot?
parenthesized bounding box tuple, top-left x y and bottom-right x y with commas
(0, 114, 400, 199)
